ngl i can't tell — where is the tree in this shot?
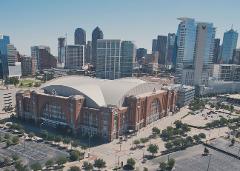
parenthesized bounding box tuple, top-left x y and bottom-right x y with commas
(3, 157, 11, 166)
(40, 130, 48, 139)
(30, 162, 42, 171)
(203, 147, 209, 156)
(186, 136, 193, 146)
(140, 138, 148, 144)
(6, 139, 12, 147)
(56, 156, 68, 167)
(70, 150, 81, 161)
(54, 135, 62, 144)
(165, 142, 173, 150)
(174, 120, 183, 129)
(159, 162, 167, 171)
(68, 166, 81, 171)
(63, 137, 71, 145)
(152, 127, 161, 135)
(12, 136, 20, 145)
(127, 158, 136, 167)
(231, 138, 235, 146)
(82, 161, 93, 171)
(147, 144, 159, 157)
(71, 141, 79, 148)
(198, 133, 206, 139)
(94, 158, 106, 169)
(133, 139, 140, 147)
(143, 167, 148, 171)
(15, 160, 29, 171)
(4, 133, 11, 139)
(193, 135, 200, 143)
(12, 154, 19, 161)
(167, 158, 175, 170)
(45, 159, 54, 168)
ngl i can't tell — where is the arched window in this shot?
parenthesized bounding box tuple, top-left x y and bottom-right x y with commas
(150, 99, 160, 115)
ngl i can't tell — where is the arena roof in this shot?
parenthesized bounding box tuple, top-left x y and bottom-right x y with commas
(41, 76, 164, 108)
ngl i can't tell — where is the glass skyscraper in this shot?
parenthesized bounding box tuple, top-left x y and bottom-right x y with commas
(92, 27, 104, 68)
(0, 35, 10, 79)
(220, 29, 238, 64)
(74, 28, 86, 46)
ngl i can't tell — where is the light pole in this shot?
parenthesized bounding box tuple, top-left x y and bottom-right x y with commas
(207, 154, 212, 171)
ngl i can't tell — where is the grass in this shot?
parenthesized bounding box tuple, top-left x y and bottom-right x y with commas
(19, 79, 42, 87)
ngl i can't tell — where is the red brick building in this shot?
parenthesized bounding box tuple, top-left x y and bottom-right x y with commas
(16, 76, 177, 141)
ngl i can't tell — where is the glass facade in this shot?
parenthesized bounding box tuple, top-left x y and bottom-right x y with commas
(0, 35, 10, 79)
(220, 29, 238, 64)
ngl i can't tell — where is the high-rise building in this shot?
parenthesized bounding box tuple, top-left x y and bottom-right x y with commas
(92, 27, 103, 68)
(21, 56, 36, 76)
(96, 39, 121, 79)
(7, 44, 18, 66)
(152, 35, 167, 64)
(213, 38, 220, 63)
(220, 29, 238, 64)
(175, 18, 196, 84)
(85, 41, 92, 64)
(166, 33, 176, 65)
(136, 48, 147, 62)
(65, 45, 85, 69)
(74, 28, 86, 46)
(58, 37, 66, 64)
(31, 46, 51, 70)
(0, 35, 10, 79)
(233, 48, 240, 65)
(193, 22, 215, 86)
(120, 41, 135, 78)
(38, 48, 57, 70)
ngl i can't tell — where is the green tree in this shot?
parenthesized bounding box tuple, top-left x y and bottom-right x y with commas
(133, 139, 140, 147)
(147, 144, 159, 157)
(167, 158, 175, 170)
(231, 138, 235, 146)
(204, 147, 209, 156)
(4, 133, 11, 139)
(54, 135, 62, 143)
(174, 120, 183, 129)
(6, 139, 12, 147)
(127, 158, 136, 167)
(94, 158, 106, 169)
(70, 150, 81, 161)
(165, 142, 173, 150)
(28, 132, 35, 139)
(63, 137, 71, 145)
(56, 156, 68, 167)
(12, 136, 20, 145)
(82, 161, 93, 171)
(12, 154, 19, 161)
(152, 127, 161, 135)
(193, 135, 201, 143)
(15, 160, 29, 171)
(159, 162, 167, 171)
(68, 166, 81, 171)
(30, 162, 42, 171)
(143, 167, 148, 171)
(140, 138, 148, 144)
(71, 140, 79, 148)
(45, 159, 54, 168)
(198, 133, 206, 139)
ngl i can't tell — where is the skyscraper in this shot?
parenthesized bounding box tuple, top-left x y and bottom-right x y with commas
(85, 41, 92, 64)
(58, 37, 66, 64)
(152, 35, 167, 64)
(213, 38, 220, 64)
(120, 41, 135, 78)
(96, 39, 121, 79)
(92, 27, 103, 68)
(65, 45, 85, 69)
(7, 44, 18, 66)
(74, 28, 86, 45)
(0, 34, 10, 79)
(166, 33, 176, 66)
(175, 18, 196, 84)
(136, 48, 147, 62)
(31, 45, 51, 70)
(220, 29, 238, 64)
(193, 22, 215, 86)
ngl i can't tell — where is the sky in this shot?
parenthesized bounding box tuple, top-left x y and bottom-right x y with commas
(1, 0, 240, 56)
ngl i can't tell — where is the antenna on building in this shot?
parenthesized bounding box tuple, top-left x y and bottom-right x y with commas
(231, 24, 234, 30)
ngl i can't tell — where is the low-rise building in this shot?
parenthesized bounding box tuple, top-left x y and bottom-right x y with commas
(16, 76, 177, 141)
(212, 64, 240, 81)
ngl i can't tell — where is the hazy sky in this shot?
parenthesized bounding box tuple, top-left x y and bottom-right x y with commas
(1, 0, 239, 56)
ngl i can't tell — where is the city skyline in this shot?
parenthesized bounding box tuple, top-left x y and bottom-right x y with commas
(1, 0, 240, 56)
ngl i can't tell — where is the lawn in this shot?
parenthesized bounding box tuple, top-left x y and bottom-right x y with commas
(19, 79, 42, 87)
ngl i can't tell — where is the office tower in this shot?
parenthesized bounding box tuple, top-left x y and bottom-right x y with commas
(142, 52, 159, 74)
(74, 28, 86, 45)
(58, 37, 66, 64)
(92, 27, 103, 68)
(175, 18, 196, 84)
(172, 35, 178, 67)
(85, 41, 92, 64)
(193, 22, 215, 86)
(233, 49, 240, 64)
(96, 39, 121, 79)
(21, 56, 36, 76)
(65, 45, 85, 69)
(136, 48, 147, 62)
(31, 46, 51, 70)
(120, 41, 136, 77)
(166, 33, 176, 65)
(152, 35, 167, 64)
(7, 44, 18, 66)
(0, 35, 10, 79)
(213, 38, 220, 63)
(220, 28, 238, 64)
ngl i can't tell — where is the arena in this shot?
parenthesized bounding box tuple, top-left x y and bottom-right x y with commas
(16, 76, 177, 141)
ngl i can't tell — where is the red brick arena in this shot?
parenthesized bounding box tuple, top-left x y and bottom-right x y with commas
(16, 76, 177, 141)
